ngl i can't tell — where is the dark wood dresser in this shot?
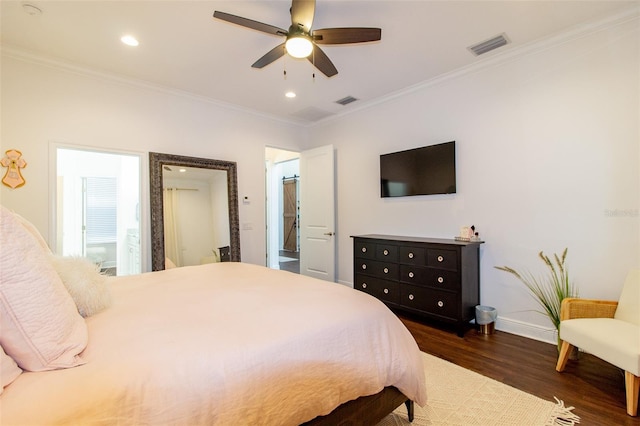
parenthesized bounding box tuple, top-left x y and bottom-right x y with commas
(352, 234, 483, 336)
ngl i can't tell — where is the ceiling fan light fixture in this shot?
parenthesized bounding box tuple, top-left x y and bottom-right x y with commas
(121, 35, 139, 47)
(285, 35, 313, 59)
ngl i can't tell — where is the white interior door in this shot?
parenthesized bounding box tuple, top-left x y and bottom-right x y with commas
(299, 144, 335, 281)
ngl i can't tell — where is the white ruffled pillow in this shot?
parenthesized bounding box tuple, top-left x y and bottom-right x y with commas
(0, 205, 88, 371)
(51, 256, 112, 317)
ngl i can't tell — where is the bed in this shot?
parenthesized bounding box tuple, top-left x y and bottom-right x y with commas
(0, 206, 426, 425)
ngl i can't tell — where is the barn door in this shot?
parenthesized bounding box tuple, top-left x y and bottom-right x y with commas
(282, 178, 298, 252)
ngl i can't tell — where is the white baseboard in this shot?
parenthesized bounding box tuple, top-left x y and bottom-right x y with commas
(495, 317, 557, 346)
(337, 279, 353, 288)
(339, 279, 557, 346)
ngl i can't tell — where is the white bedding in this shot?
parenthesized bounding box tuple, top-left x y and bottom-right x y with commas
(1, 263, 426, 425)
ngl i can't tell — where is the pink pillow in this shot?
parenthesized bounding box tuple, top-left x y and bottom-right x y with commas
(11, 210, 51, 253)
(0, 345, 22, 394)
(0, 206, 87, 371)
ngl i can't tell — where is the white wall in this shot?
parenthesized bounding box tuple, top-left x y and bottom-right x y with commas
(1, 14, 638, 344)
(0, 53, 304, 268)
(307, 16, 640, 343)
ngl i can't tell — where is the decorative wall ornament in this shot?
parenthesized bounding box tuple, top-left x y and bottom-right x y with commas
(1, 149, 27, 189)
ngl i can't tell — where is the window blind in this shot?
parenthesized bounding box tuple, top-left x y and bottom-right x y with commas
(85, 177, 117, 244)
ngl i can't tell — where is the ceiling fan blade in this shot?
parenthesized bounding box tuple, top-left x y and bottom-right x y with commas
(307, 44, 338, 77)
(313, 27, 382, 44)
(290, 0, 315, 32)
(213, 11, 287, 36)
(252, 43, 286, 69)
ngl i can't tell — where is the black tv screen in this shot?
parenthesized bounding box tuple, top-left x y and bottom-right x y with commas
(380, 141, 456, 197)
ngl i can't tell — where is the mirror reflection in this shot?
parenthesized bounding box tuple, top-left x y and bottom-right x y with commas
(162, 166, 229, 267)
(149, 152, 240, 271)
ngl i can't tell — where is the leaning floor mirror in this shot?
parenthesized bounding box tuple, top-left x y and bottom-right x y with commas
(149, 152, 240, 271)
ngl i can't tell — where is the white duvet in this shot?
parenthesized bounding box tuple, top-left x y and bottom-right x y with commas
(1, 263, 426, 425)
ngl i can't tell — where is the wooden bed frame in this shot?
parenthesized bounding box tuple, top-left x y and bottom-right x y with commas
(303, 386, 414, 425)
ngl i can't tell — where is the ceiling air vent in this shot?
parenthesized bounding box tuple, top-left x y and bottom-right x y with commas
(468, 33, 509, 56)
(335, 96, 358, 106)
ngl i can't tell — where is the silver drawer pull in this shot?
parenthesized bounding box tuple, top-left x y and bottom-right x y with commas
(383, 288, 389, 294)
(408, 272, 414, 278)
(408, 294, 414, 301)
(383, 249, 389, 256)
(362, 283, 367, 289)
(361, 247, 367, 253)
(361, 264, 367, 270)
(437, 276, 444, 284)
(437, 255, 444, 262)
(408, 252, 414, 259)
(383, 267, 389, 274)
(437, 301, 444, 308)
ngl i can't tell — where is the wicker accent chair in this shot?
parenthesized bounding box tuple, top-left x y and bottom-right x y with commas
(556, 269, 640, 416)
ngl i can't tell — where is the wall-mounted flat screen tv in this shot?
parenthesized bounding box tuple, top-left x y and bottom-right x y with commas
(380, 141, 456, 197)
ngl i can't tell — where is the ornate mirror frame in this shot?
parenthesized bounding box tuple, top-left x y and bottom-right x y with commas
(149, 152, 241, 271)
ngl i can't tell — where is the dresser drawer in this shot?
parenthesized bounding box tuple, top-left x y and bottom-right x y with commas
(399, 266, 459, 291)
(356, 259, 399, 280)
(375, 244, 398, 262)
(354, 274, 399, 304)
(399, 246, 426, 265)
(426, 248, 457, 271)
(353, 234, 482, 337)
(354, 240, 376, 259)
(400, 285, 458, 320)
(426, 269, 459, 291)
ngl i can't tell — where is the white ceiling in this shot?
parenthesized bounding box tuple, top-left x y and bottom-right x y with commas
(2, 1, 637, 125)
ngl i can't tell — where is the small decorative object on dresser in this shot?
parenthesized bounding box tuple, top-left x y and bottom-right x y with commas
(352, 234, 484, 337)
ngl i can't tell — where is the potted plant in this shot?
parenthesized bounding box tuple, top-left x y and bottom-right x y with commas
(495, 248, 577, 351)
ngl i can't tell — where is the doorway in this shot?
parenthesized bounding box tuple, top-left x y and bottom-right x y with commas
(282, 176, 298, 252)
(265, 144, 336, 281)
(54, 146, 142, 276)
(265, 147, 300, 273)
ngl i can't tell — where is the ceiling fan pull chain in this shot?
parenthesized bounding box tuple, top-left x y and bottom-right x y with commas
(283, 50, 287, 80)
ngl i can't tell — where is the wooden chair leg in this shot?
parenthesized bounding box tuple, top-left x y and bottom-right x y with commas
(625, 371, 639, 416)
(555, 340, 573, 372)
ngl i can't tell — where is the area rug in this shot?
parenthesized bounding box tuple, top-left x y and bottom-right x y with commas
(377, 352, 580, 426)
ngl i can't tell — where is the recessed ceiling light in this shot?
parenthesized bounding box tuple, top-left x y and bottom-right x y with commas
(179, 168, 186, 173)
(121, 35, 139, 47)
(285, 92, 296, 98)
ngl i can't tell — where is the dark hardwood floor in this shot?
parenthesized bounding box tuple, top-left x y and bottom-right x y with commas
(398, 313, 639, 426)
(279, 250, 300, 274)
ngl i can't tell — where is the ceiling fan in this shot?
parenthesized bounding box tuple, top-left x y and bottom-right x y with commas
(213, 0, 381, 78)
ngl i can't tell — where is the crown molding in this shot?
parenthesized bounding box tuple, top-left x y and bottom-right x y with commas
(0, 45, 309, 128)
(2, 5, 637, 129)
(311, 5, 640, 127)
